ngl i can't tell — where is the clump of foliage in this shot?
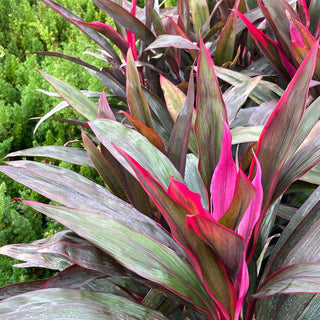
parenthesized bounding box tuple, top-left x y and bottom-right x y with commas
(0, 0, 320, 319)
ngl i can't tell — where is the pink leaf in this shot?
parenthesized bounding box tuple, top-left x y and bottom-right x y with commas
(210, 121, 237, 221)
(234, 257, 249, 320)
(127, 0, 138, 60)
(237, 153, 263, 247)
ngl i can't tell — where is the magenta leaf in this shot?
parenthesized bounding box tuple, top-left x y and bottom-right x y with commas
(237, 154, 263, 247)
(235, 10, 295, 81)
(210, 121, 237, 221)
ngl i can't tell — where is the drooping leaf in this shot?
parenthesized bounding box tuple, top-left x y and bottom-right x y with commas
(36, 69, 98, 120)
(0, 288, 170, 320)
(40, 0, 122, 65)
(92, 0, 155, 44)
(70, 19, 129, 58)
(254, 263, 320, 298)
(195, 37, 228, 191)
(0, 164, 183, 255)
(230, 126, 263, 144)
(6, 146, 92, 167)
(215, 66, 283, 104)
(224, 76, 262, 124)
(21, 200, 210, 312)
(264, 187, 320, 278)
(0, 280, 48, 301)
(0, 238, 72, 270)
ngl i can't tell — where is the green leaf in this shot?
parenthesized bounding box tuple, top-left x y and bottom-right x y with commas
(230, 126, 263, 144)
(255, 293, 320, 320)
(254, 263, 320, 298)
(89, 120, 183, 188)
(300, 163, 320, 185)
(0, 288, 170, 320)
(309, 0, 320, 35)
(215, 66, 283, 104)
(21, 201, 209, 310)
(195, 38, 227, 191)
(6, 146, 92, 167)
(264, 187, 320, 279)
(0, 164, 182, 254)
(190, 0, 209, 38)
(36, 69, 98, 120)
(224, 76, 262, 123)
(185, 154, 209, 210)
(160, 75, 186, 121)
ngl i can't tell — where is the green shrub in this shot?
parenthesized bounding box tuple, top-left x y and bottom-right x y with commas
(0, 0, 106, 286)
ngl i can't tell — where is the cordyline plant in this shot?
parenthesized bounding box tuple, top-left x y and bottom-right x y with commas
(0, 0, 320, 319)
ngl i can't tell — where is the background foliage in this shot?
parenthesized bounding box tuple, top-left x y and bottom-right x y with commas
(0, 0, 106, 286)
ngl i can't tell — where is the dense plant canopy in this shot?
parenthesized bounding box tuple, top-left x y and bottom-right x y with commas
(0, 0, 320, 319)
